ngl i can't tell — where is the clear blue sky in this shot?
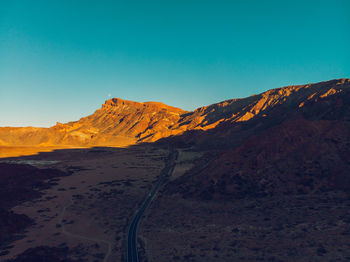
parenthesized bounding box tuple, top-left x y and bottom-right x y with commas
(0, 0, 349, 127)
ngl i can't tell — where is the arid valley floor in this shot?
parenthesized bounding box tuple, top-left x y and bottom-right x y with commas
(1, 145, 350, 262)
(0, 145, 178, 261)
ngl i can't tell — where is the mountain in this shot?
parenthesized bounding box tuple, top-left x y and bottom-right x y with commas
(161, 78, 350, 148)
(0, 78, 349, 150)
(0, 99, 186, 147)
(163, 78, 350, 199)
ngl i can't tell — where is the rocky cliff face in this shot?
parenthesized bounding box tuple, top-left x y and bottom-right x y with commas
(0, 79, 349, 149)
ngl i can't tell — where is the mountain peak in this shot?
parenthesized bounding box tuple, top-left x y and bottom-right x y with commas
(102, 97, 185, 113)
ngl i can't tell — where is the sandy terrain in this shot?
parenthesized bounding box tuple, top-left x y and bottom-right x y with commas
(0, 145, 168, 261)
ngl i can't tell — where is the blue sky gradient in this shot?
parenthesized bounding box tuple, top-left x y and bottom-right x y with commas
(0, 0, 349, 126)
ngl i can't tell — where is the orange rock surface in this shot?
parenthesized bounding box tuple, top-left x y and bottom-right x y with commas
(0, 78, 349, 149)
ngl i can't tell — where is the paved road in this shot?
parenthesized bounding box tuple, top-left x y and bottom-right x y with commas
(126, 149, 178, 262)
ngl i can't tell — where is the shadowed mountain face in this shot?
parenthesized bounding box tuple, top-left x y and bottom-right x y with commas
(0, 78, 349, 149)
(164, 78, 350, 199)
(166, 119, 350, 200)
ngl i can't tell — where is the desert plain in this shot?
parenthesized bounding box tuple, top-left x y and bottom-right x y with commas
(0, 144, 184, 261)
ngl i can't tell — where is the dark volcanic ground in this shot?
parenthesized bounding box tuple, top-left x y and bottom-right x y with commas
(0, 145, 168, 262)
(141, 191, 350, 262)
(0, 163, 78, 261)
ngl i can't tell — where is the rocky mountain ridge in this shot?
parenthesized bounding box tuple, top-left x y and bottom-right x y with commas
(0, 78, 349, 148)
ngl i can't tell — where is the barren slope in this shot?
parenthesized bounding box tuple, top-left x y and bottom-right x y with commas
(1, 78, 349, 150)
